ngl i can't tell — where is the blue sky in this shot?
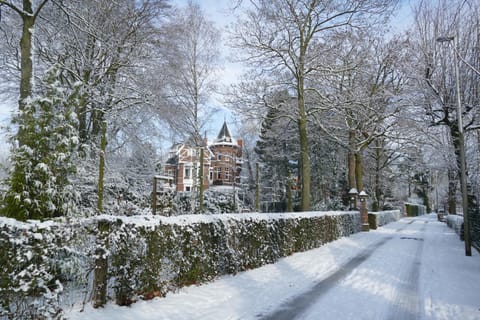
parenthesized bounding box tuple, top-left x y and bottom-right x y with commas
(0, 0, 414, 150)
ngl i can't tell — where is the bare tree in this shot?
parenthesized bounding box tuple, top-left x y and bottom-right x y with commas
(0, 0, 50, 112)
(410, 0, 480, 213)
(37, 0, 169, 143)
(230, 0, 398, 211)
(161, 0, 221, 145)
(158, 1, 221, 212)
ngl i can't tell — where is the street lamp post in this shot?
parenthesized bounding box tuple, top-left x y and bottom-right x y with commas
(437, 35, 472, 256)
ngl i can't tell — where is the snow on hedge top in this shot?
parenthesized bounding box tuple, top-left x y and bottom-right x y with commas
(0, 211, 359, 229)
(368, 210, 401, 216)
(0, 216, 59, 230)
(88, 211, 359, 228)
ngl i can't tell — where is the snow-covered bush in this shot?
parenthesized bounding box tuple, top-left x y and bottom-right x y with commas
(367, 210, 402, 229)
(1, 67, 80, 221)
(312, 198, 347, 211)
(447, 214, 463, 236)
(108, 221, 148, 306)
(155, 189, 242, 216)
(0, 218, 78, 319)
(202, 189, 239, 213)
(404, 203, 427, 216)
(95, 211, 360, 305)
(0, 211, 361, 313)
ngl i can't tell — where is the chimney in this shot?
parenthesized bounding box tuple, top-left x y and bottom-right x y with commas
(203, 131, 208, 146)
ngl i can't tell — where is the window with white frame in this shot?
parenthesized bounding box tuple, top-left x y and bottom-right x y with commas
(185, 167, 191, 179)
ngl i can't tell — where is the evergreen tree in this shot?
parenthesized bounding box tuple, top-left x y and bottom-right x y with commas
(255, 103, 298, 210)
(1, 67, 80, 220)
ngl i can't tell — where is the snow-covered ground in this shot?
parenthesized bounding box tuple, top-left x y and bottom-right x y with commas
(66, 214, 480, 320)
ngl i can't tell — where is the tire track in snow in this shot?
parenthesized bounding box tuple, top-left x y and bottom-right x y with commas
(259, 238, 391, 319)
(259, 222, 414, 320)
(386, 220, 426, 320)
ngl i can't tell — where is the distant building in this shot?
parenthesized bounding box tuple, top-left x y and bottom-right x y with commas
(163, 121, 243, 192)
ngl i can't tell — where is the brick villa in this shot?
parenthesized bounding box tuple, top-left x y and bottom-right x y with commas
(162, 121, 243, 192)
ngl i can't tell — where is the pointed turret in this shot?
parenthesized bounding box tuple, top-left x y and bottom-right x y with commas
(214, 121, 234, 145)
(217, 121, 232, 140)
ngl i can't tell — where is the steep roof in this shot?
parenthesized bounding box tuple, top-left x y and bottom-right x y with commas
(216, 121, 232, 140)
(213, 121, 236, 146)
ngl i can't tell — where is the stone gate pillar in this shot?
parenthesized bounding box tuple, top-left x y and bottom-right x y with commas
(359, 191, 369, 231)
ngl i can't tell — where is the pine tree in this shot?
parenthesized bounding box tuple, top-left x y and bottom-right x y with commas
(255, 104, 298, 210)
(1, 67, 80, 221)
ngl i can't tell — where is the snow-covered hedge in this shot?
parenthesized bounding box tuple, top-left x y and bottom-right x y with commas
(0, 211, 360, 315)
(368, 210, 402, 229)
(0, 218, 91, 320)
(404, 203, 427, 216)
(446, 214, 463, 236)
(101, 211, 360, 305)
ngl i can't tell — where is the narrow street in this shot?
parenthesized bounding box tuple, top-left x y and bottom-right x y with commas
(262, 218, 428, 319)
(67, 214, 480, 320)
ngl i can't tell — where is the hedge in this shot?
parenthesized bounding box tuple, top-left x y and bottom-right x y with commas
(367, 210, 402, 229)
(446, 214, 464, 238)
(404, 203, 427, 217)
(0, 211, 361, 317)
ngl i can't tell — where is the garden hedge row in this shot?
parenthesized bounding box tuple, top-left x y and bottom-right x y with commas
(368, 210, 402, 229)
(404, 203, 427, 217)
(0, 211, 361, 318)
(446, 214, 463, 237)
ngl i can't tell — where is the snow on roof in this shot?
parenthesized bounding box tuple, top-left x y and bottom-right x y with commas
(154, 175, 174, 181)
(212, 121, 237, 146)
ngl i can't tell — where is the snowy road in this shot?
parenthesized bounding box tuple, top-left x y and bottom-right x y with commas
(67, 214, 480, 320)
(265, 218, 427, 319)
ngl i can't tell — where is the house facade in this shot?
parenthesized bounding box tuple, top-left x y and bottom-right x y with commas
(163, 121, 243, 192)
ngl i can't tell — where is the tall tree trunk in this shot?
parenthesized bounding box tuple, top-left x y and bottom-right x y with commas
(355, 152, 364, 192)
(286, 171, 293, 212)
(78, 96, 88, 142)
(298, 114, 310, 211)
(16, 0, 50, 110)
(92, 219, 109, 308)
(372, 140, 381, 211)
(449, 124, 463, 214)
(348, 130, 356, 189)
(297, 72, 310, 211)
(19, 10, 34, 112)
(97, 120, 107, 213)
